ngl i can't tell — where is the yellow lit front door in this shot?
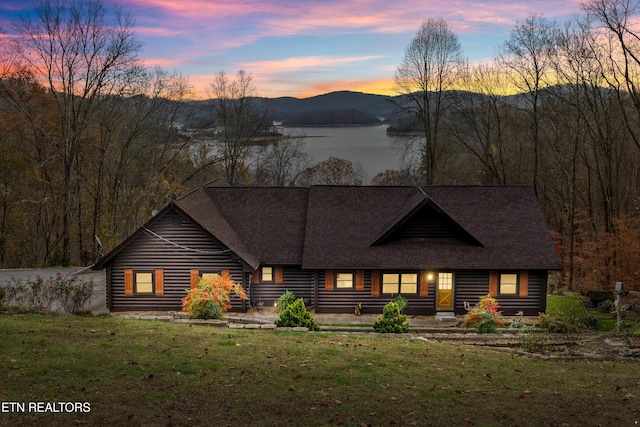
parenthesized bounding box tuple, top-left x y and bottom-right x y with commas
(436, 272, 454, 310)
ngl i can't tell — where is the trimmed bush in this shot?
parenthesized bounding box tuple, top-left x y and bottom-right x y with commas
(276, 290, 297, 311)
(373, 296, 409, 333)
(275, 298, 319, 331)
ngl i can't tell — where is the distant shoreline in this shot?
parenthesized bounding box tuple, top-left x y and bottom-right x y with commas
(282, 123, 386, 128)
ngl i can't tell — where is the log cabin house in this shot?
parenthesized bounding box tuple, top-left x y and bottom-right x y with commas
(93, 180, 562, 316)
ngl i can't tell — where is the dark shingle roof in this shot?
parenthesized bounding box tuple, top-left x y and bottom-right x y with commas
(300, 185, 561, 270)
(97, 184, 562, 272)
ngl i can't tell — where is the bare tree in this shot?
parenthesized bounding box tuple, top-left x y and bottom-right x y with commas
(496, 14, 558, 195)
(207, 70, 271, 185)
(2, 0, 142, 264)
(446, 63, 521, 185)
(392, 18, 467, 184)
(583, 0, 640, 150)
(296, 157, 365, 186)
(254, 130, 312, 186)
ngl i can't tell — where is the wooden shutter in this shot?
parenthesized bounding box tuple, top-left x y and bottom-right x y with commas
(124, 269, 133, 296)
(519, 271, 529, 297)
(221, 269, 230, 278)
(190, 269, 200, 289)
(155, 269, 164, 296)
(325, 270, 334, 291)
(419, 271, 430, 296)
(355, 270, 365, 291)
(371, 271, 380, 297)
(489, 271, 498, 296)
(275, 266, 284, 284)
(251, 270, 259, 284)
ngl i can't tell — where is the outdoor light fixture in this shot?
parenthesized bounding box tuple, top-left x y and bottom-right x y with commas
(427, 272, 435, 283)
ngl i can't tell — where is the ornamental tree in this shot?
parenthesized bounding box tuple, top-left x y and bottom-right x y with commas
(182, 272, 248, 320)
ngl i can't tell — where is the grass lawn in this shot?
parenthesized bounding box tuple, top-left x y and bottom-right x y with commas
(547, 293, 640, 333)
(546, 293, 585, 316)
(1, 314, 639, 426)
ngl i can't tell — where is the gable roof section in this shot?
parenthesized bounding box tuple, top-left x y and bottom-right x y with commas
(302, 185, 561, 271)
(174, 187, 260, 269)
(202, 187, 309, 265)
(371, 186, 483, 247)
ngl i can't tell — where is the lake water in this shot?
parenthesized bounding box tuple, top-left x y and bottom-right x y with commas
(289, 125, 402, 182)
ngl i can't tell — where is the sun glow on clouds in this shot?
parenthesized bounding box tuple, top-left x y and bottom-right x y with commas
(3, 0, 589, 97)
(240, 56, 386, 73)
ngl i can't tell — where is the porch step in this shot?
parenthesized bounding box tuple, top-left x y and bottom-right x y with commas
(435, 312, 458, 322)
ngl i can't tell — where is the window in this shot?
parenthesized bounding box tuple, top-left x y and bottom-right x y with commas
(262, 266, 273, 282)
(500, 273, 518, 295)
(438, 272, 453, 290)
(382, 273, 418, 294)
(336, 272, 353, 289)
(201, 272, 218, 282)
(400, 273, 418, 293)
(135, 272, 154, 293)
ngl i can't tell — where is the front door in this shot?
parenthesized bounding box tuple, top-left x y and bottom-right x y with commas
(436, 272, 454, 311)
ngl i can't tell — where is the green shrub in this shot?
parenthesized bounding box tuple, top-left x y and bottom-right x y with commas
(1, 274, 95, 314)
(276, 290, 297, 311)
(583, 314, 602, 331)
(275, 298, 319, 331)
(597, 299, 614, 314)
(509, 311, 529, 329)
(520, 332, 547, 353)
(373, 296, 409, 333)
(538, 312, 585, 333)
(587, 290, 614, 308)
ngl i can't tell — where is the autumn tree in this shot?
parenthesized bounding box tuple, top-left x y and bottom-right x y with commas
(392, 18, 467, 184)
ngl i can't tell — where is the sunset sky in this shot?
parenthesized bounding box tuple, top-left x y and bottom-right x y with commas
(1, 0, 586, 98)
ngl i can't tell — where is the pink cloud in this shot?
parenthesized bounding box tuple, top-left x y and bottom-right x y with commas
(239, 55, 386, 73)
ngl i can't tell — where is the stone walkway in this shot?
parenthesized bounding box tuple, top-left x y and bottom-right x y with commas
(111, 309, 465, 332)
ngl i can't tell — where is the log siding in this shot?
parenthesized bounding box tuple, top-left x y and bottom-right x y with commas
(108, 209, 246, 311)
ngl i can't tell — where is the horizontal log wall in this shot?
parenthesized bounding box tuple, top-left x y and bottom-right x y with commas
(316, 270, 436, 315)
(249, 266, 314, 308)
(454, 270, 547, 316)
(109, 209, 246, 312)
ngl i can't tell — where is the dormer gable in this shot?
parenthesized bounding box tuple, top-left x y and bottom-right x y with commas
(372, 188, 483, 247)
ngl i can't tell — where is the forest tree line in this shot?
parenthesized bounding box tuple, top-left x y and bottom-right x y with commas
(2, 0, 640, 293)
